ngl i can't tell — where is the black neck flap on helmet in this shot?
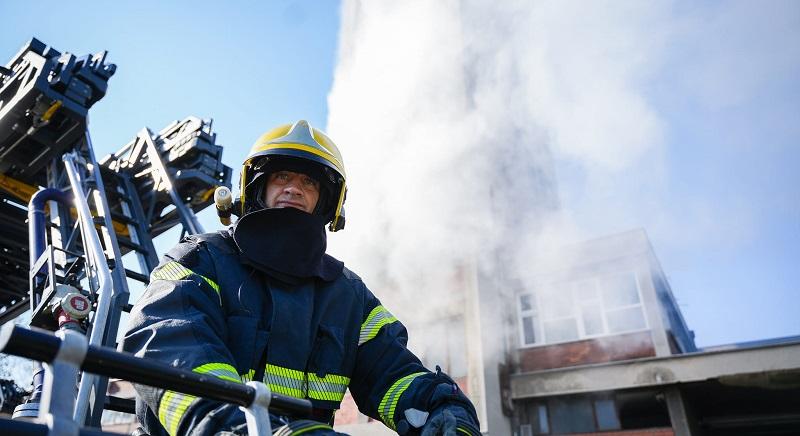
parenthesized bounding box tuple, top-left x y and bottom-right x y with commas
(232, 207, 344, 284)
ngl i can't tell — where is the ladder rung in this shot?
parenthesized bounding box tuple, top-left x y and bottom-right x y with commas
(124, 269, 149, 283)
(104, 395, 135, 414)
(109, 190, 132, 203)
(110, 211, 136, 225)
(117, 237, 145, 253)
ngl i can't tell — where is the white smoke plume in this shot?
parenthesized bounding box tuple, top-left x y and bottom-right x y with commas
(326, 0, 668, 325)
(325, 5, 800, 423)
(323, 0, 800, 431)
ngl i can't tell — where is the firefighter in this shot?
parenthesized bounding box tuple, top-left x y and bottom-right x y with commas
(122, 120, 480, 435)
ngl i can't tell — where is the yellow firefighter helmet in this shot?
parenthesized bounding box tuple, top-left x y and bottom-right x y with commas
(239, 120, 347, 231)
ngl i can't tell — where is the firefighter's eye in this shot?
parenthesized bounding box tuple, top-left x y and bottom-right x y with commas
(272, 172, 290, 182)
(302, 176, 319, 189)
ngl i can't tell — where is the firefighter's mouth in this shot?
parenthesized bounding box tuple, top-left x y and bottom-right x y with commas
(275, 200, 305, 210)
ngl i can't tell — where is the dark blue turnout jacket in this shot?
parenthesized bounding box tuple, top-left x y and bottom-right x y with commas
(122, 230, 478, 435)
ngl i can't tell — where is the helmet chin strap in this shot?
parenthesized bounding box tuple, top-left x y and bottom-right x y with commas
(245, 172, 269, 214)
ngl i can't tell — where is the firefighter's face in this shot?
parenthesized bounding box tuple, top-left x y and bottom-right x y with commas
(264, 170, 320, 213)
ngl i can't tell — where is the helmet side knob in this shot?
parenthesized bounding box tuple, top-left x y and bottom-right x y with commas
(215, 186, 233, 225)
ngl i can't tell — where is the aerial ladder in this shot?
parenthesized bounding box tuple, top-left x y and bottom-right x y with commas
(0, 38, 306, 435)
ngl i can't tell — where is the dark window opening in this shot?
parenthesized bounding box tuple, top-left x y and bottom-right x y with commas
(517, 401, 550, 435)
(616, 390, 671, 429)
(516, 393, 626, 434)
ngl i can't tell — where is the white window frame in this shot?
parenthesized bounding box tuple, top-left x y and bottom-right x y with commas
(518, 271, 650, 348)
(517, 293, 542, 346)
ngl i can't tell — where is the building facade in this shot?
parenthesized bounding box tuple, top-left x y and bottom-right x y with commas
(508, 230, 800, 435)
(337, 229, 800, 435)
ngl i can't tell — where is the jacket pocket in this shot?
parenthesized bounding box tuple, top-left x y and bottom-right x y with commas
(226, 315, 266, 377)
(251, 329, 270, 381)
(309, 324, 345, 378)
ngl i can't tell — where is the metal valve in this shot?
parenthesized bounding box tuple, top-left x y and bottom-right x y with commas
(60, 292, 91, 319)
(47, 284, 91, 331)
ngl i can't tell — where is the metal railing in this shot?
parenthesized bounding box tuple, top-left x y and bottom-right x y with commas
(62, 152, 120, 424)
(0, 324, 311, 435)
(1, 37, 236, 432)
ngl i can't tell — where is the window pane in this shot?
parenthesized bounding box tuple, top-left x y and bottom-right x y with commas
(580, 307, 604, 336)
(595, 399, 621, 430)
(606, 306, 646, 332)
(573, 280, 597, 301)
(549, 397, 594, 433)
(543, 318, 578, 343)
(537, 404, 549, 434)
(520, 403, 549, 435)
(520, 294, 533, 311)
(600, 273, 640, 308)
(523, 316, 538, 345)
(540, 285, 573, 319)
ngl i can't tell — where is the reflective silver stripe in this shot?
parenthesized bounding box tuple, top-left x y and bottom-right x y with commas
(158, 389, 198, 436)
(241, 369, 255, 382)
(150, 261, 192, 281)
(157, 362, 240, 435)
(359, 305, 398, 346)
(260, 364, 351, 402)
(193, 362, 241, 383)
(265, 364, 306, 398)
(379, 372, 426, 430)
(308, 373, 350, 402)
(150, 260, 221, 303)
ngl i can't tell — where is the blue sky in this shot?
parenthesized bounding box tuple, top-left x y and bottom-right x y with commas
(1, 1, 798, 348)
(0, 0, 340, 177)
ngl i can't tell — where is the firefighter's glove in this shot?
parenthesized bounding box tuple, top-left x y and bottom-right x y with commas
(418, 405, 481, 436)
(398, 369, 480, 435)
(420, 408, 457, 436)
(417, 381, 481, 436)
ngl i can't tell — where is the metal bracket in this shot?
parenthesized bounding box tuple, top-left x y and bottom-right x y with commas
(40, 329, 88, 436)
(241, 381, 272, 436)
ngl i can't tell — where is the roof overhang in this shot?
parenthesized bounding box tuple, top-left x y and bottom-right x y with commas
(511, 341, 800, 399)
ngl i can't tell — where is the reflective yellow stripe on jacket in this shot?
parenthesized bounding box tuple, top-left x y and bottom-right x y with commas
(263, 363, 350, 402)
(308, 372, 350, 402)
(157, 363, 240, 436)
(359, 305, 397, 346)
(240, 364, 351, 403)
(150, 261, 221, 304)
(378, 372, 426, 430)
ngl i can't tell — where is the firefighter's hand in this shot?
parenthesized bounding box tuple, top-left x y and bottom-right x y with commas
(420, 409, 457, 436)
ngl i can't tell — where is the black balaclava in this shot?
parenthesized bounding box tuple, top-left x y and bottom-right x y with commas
(233, 177, 343, 284)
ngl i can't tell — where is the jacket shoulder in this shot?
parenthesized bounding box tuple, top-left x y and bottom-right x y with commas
(337, 266, 384, 307)
(340, 265, 365, 284)
(188, 230, 238, 254)
(161, 230, 236, 271)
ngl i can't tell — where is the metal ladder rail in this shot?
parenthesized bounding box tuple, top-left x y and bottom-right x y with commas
(10, 124, 218, 424)
(73, 126, 208, 424)
(114, 173, 159, 278)
(62, 150, 123, 426)
(102, 124, 211, 286)
(137, 127, 204, 235)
